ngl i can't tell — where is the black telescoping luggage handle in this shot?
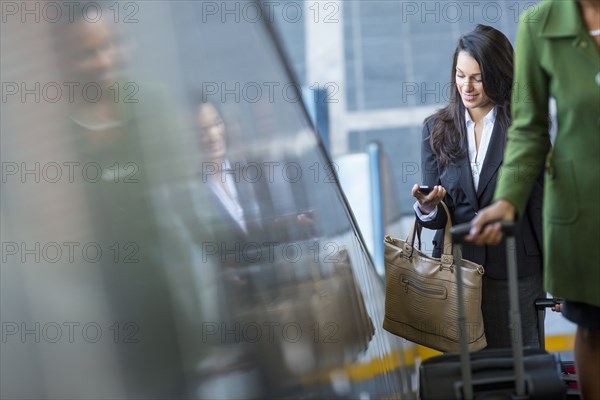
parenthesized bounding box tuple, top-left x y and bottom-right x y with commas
(450, 219, 526, 400)
(535, 298, 563, 350)
(451, 221, 515, 243)
(535, 298, 563, 309)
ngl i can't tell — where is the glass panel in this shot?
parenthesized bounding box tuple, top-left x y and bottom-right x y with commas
(1, 1, 411, 398)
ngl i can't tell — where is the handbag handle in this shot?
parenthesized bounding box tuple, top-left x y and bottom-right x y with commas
(407, 201, 454, 262)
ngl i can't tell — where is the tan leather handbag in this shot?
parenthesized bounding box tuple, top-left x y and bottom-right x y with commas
(383, 202, 486, 352)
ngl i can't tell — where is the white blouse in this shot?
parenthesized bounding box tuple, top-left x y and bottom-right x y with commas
(466, 107, 496, 192)
(208, 159, 247, 234)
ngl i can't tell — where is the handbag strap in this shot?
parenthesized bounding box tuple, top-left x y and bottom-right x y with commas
(439, 201, 453, 257)
(406, 219, 423, 251)
(407, 201, 454, 264)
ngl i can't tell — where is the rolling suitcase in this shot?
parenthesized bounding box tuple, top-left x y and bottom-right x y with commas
(419, 222, 566, 400)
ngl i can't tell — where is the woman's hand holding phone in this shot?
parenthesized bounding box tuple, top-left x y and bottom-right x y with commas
(411, 184, 447, 214)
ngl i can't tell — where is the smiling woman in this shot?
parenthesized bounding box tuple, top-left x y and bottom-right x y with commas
(455, 53, 489, 111)
(425, 24, 514, 171)
(409, 24, 548, 350)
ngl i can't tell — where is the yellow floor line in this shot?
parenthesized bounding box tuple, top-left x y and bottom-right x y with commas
(300, 334, 575, 385)
(545, 334, 575, 351)
(300, 349, 413, 385)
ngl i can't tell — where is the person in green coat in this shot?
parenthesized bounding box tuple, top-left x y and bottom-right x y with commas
(466, 1, 600, 398)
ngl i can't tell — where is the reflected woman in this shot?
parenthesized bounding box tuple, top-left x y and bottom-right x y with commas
(54, 11, 186, 397)
(194, 100, 267, 247)
(411, 25, 547, 348)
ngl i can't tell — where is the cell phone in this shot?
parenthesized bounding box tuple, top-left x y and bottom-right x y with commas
(418, 185, 433, 194)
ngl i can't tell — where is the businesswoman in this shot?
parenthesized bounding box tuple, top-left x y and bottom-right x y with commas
(412, 25, 547, 348)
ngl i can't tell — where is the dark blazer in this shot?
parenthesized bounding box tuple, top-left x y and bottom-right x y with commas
(172, 171, 268, 249)
(168, 158, 314, 262)
(418, 116, 545, 279)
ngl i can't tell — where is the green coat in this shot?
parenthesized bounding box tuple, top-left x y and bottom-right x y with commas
(495, 0, 600, 307)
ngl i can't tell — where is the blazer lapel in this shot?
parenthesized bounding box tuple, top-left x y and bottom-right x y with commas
(457, 149, 479, 212)
(210, 188, 250, 239)
(476, 122, 506, 198)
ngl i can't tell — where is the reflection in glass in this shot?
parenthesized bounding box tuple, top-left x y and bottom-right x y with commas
(1, 1, 412, 398)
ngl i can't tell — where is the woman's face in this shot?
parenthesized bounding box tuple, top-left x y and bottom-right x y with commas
(197, 103, 227, 161)
(64, 20, 130, 89)
(455, 51, 492, 113)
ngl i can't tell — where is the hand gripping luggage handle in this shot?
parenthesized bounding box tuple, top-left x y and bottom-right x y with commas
(451, 220, 526, 400)
(450, 221, 515, 243)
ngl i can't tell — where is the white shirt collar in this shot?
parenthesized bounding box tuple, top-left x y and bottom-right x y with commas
(465, 107, 496, 126)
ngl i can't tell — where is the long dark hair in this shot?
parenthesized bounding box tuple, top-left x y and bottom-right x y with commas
(428, 24, 514, 168)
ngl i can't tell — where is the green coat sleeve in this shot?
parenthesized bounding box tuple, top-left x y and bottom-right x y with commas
(494, 10, 551, 218)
